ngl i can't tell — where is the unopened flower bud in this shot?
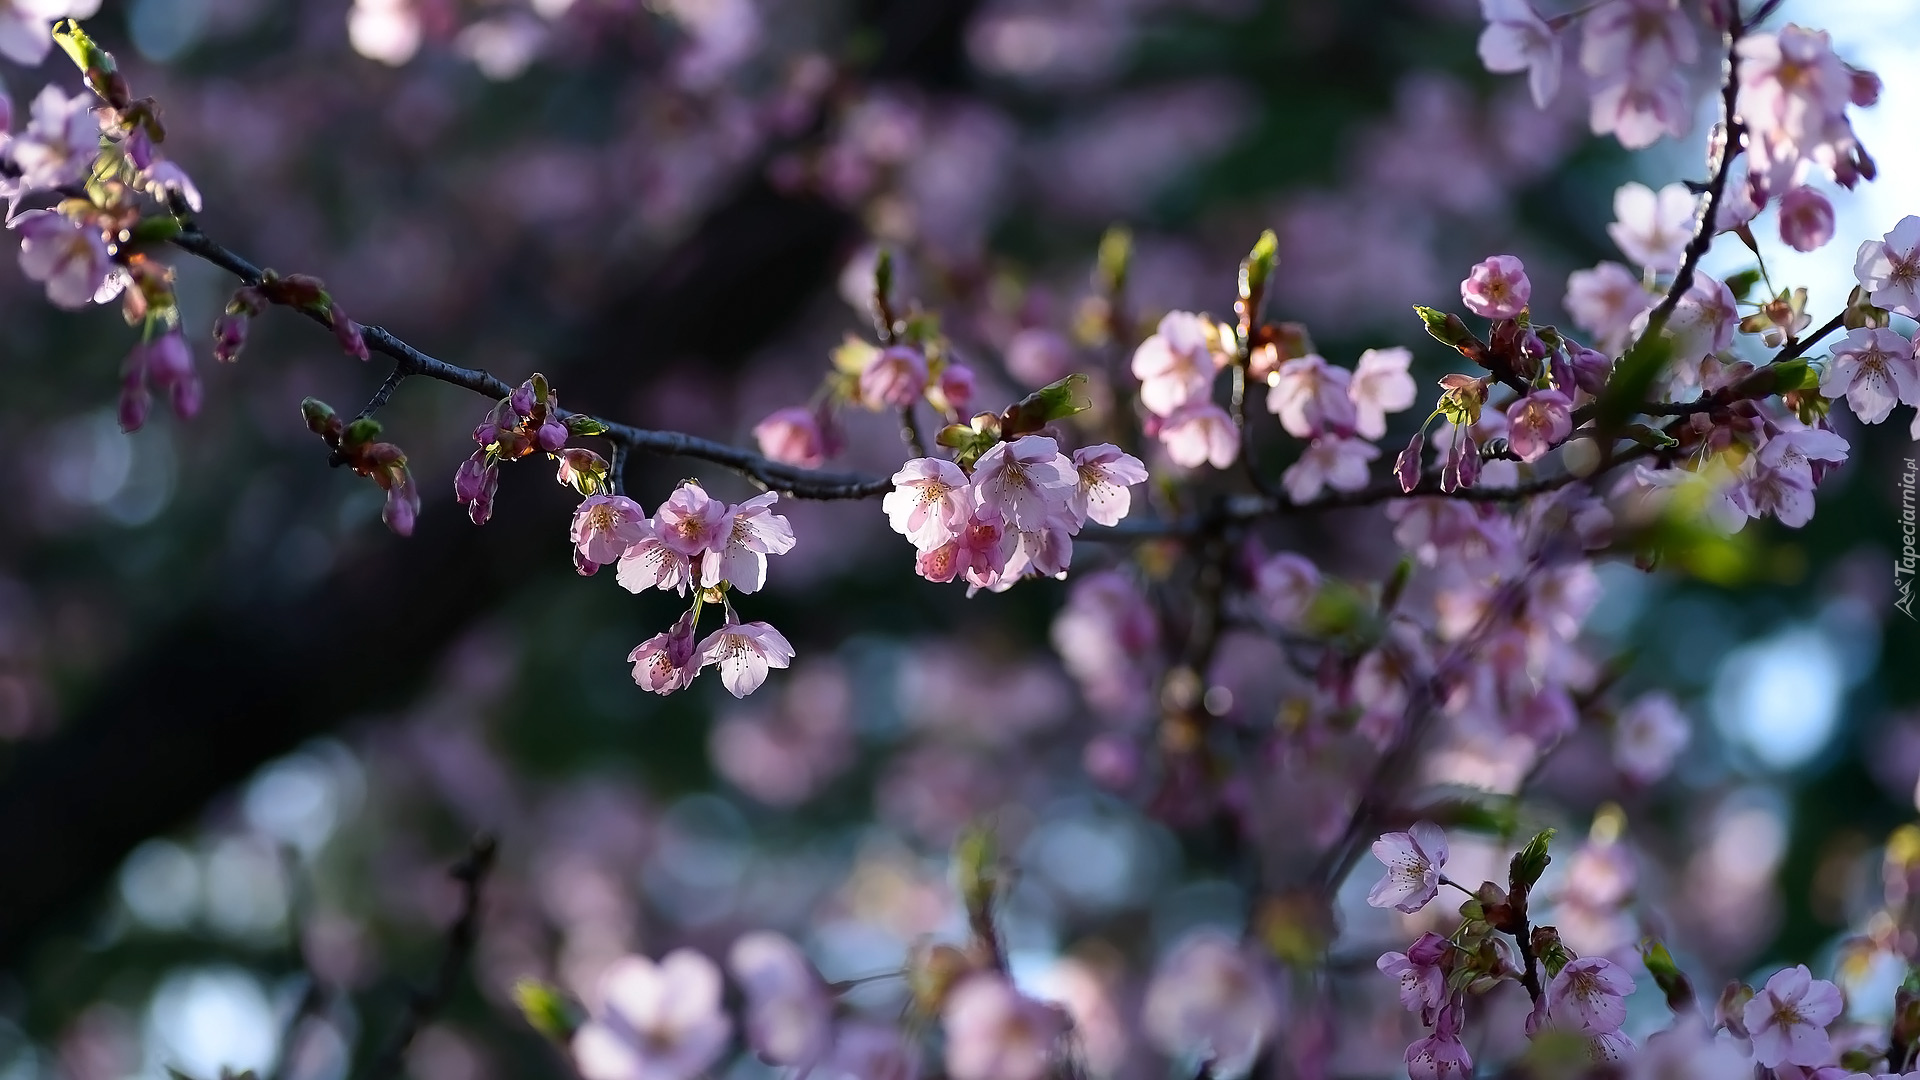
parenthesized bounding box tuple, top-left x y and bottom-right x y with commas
(330, 304, 370, 361)
(1394, 432, 1424, 492)
(212, 310, 249, 364)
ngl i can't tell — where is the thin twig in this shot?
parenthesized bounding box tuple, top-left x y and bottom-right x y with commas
(357, 364, 411, 420)
(370, 835, 498, 1080)
(167, 228, 893, 501)
(1630, 24, 1746, 347)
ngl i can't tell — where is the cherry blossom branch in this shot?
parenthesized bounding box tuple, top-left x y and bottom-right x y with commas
(370, 835, 497, 1080)
(1633, 21, 1745, 345)
(1308, 577, 1530, 894)
(166, 228, 895, 501)
(1571, 310, 1844, 426)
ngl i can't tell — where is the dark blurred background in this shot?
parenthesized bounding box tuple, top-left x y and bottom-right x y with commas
(0, 0, 1916, 1076)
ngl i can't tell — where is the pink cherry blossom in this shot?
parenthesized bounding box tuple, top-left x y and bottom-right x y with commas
(728, 931, 832, 1068)
(1546, 957, 1635, 1034)
(1743, 965, 1843, 1069)
(1854, 215, 1920, 317)
(942, 974, 1065, 1080)
(1589, 72, 1691, 149)
(13, 209, 109, 310)
(1607, 182, 1695, 273)
(571, 495, 651, 575)
(1478, 0, 1561, 108)
(1052, 570, 1158, 719)
(1142, 930, 1279, 1079)
(1757, 423, 1850, 484)
(971, 435, 1075, 531)
(1778, 186, 1836, 252)
(1632, 1020, 1756, 1080)
(628, 609, 702, 694)
(1069, 443, 1148, 527)
(884, 457, 974, 549)
(935, 362, 976, 414)
(1733, 454, 1817, 528)
(1131, 310, 1221, 417)
(1377, 932, 1449, 1020)
(1368, 820, 1448, 913)
(753, 406, 830, 468)
(1282, 436, 1377, 502)
(1581, 0, 1698, 81)
(916, 510, 1011, 586)
(701, 492, 796, 593)
(572, 949, 732, 1080)
(1819, 327, 1917, 424)
(1460, 255, 1531, 319)
(1350, 347, 1417, 439)
(1156, 402, 1238, 469)
(1407, 1000, 1474, 1080)
(1737, 26, 1858, 191)
(0, 3, 62, 66)
(654, 482, 731, 557)
(1267, 355, 1357, 438)
(1650, 274, 1738, 365)
(1566, 261, 1653, 354)
(1613, 691, 1690, 783)
(1254, 552, 1319, 625)
(12, 85, 98, 193)
(616, 534, 695, 595)
(1003, 520, 1074, 581)
(1506, 389, 1573, 462)
(1580, 0, 1696, 150)
(859, 345, 929, 409)
(699, 619, 795, 698)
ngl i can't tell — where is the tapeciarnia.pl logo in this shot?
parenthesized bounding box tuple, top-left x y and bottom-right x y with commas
(1900, 457, 1918, 620)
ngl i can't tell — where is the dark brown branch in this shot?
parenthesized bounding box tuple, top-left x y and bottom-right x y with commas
(1573, 310, 1846, 425)
(371, 836, 498, 1080)
(167, 228, 893, 501)
(1632, 24, 1746, 346)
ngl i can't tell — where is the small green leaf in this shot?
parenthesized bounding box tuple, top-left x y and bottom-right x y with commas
(1095, 226, 1131, 293)
(1623, 424, 1680, 450)
(1000, 374, 1090, 436)
(299, 397, 338, 436)
(514, 979, 580, 1043)
(129, 216, 182, 245)
(1239, 229, 1279, 302)
(1414, 306, 1482, 354)
(565, 415, 610, 437)
(1639, 938, 1696, 1014)
(1510, 827, 1555, 890)
(342, 416, 382, 450)
(1724, 267, 1764, 302)
(52, 20, 112, 77)
(1596, 331, 1674, 431)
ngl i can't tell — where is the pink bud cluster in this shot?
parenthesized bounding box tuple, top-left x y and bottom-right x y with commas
(883, 436, 1146, 590)
(456, 374, 589, 525)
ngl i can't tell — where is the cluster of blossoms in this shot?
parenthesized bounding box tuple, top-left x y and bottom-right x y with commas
(1367, 821, 1875, 1080)
(555, 850, 1286, 1080)
(1129, 306, 1420, 493)
(883, 435, 1145, 588)
(571, 479, 797, 699)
